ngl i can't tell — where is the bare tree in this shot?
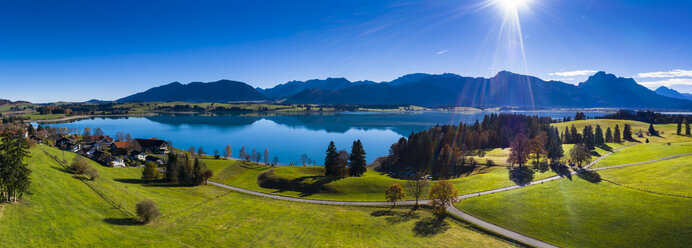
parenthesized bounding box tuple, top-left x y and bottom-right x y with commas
(225, 145, 232, 159)
(188, 146, 196, 156)
(197, 146, 205, 156)
(405, 173, 429, 208)
(263, 148, 269, 165)
(300, 154, 309, 166)
(251, 148, 258, 163)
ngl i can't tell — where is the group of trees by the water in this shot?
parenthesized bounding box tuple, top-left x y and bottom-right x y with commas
(323, 140, 367, 177)
(0, 132, 32, 202)
(597, 109, 691, 124)
(381, 113, 558, 178)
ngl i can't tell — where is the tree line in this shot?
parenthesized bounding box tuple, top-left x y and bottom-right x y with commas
(597, 110, 691, 124)
(381, 113, 556, 178)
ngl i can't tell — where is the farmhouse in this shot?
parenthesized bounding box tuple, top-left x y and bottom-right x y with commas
(134, 138, 169, 154)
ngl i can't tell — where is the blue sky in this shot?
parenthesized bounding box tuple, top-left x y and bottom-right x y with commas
(2, 0, 691, 102)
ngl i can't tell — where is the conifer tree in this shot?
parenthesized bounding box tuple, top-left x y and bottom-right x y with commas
(605, 127, 613, 143)
(677, 122, 682, 135)
(547, 127, 564, 165)
(648, 123, 657, 136)
(348, 140, 367, 177)
(623, 124, 632, 140)
(582, 125, 595, 150)
(0, 132, 32, 202)
(594, 124, 604, 146)
(614, 124, 622, 143)
(324, 141, 338, 176)
(570, 124, 580, 144)
(685, 119, 690, 136)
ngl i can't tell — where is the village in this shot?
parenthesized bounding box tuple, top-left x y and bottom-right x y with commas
(19, 123, 171, 168)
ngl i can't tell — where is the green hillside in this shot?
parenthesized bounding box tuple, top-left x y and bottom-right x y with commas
(0, 145, 515, 247)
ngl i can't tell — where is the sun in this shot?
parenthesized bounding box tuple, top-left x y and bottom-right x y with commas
(496, 0, 532, 15)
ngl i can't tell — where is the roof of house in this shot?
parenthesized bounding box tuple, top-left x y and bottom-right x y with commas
(135, 138, 168, 148)
(111, 141, 133, 149)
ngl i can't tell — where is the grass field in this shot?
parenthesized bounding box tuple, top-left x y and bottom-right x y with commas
(458, 177, 692, 248)
(207, 158, 557, 201)
(0, 145, 516, 247)
(592, 141, 692, 168)
(598, 156, 692, 196)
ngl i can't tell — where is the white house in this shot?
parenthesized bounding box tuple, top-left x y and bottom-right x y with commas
(111, 158, 125, 168)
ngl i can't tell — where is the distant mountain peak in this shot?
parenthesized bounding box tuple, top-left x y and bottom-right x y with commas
(117, 80, 266, 103)
(655, 86, 692, 101)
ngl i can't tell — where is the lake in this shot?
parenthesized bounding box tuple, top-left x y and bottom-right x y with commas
(37, 111, 608, 165)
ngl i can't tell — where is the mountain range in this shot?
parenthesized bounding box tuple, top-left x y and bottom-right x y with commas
(116, 71, 692, 110)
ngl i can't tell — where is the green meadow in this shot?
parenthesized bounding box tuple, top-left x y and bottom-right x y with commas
(458, 177, 692, 248)
(0, 145, 515, 247)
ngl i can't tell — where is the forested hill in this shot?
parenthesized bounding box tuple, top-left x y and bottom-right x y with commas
(117, 80, 266, 103)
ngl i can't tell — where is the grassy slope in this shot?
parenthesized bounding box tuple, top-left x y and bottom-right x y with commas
(592, 141, 692, 168)
(0, 145, 514, 247)
(598, 156, 692, 196)
(208, 158, 556, 201)
(458, 177, 692, 248)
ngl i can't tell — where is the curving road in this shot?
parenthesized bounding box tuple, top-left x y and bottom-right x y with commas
(207, 144, 690, 248)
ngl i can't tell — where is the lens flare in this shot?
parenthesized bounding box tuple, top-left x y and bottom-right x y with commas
(478, 0, 534, 74)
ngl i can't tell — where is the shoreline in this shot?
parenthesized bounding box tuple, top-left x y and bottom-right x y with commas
(33, 113, 157, 123)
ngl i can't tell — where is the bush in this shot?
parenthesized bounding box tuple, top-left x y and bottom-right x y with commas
(84, 167, 100, 180)
(485, 159, 495, 166)
(135, 199, 161, 224)
(70, 156, 90, 174)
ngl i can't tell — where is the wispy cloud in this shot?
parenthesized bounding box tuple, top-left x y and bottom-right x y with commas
(639, 78, 692, 88)
(637, 69, 692, 78)
(546, 78, 576, 82)
(548, 70, 598, 77)
(436, 50, 448, 55)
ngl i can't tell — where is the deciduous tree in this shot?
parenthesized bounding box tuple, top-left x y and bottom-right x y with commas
(429, 181, 458, 214)
(507, 133, 530, 167)
(569, 144, 591, 167)
(405, 173, 428, 208)
(385, 184, 405, 208)
(136, 199, 160, 224)
(141, 161, 160, 182)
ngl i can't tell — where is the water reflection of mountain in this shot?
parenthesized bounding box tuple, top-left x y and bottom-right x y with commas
(145, 115, 260, 128)
(144, 111, 607, 137)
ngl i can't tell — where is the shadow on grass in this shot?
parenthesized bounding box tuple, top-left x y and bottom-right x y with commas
(371, 209, 421, 224)
(576, 170, 602, 183)
(50, 165, 72, 174)
(103, 217, 142, 226)
(508, 166, 534, 185)
(113, 178, 191, 187)
(550, 163, 572, 180)
(257, 169, 342, 197)
(597, 144, 613, 152)
(413, 216, 450, 237)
